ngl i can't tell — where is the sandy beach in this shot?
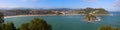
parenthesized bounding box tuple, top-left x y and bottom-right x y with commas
(4, 14, 56, 18)
(4, 14, 83, 18)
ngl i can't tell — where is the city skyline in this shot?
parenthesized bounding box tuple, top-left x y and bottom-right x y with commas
(0, 0, 120, 11)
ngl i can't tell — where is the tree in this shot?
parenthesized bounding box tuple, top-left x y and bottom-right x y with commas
(0, 12, 4, 24)
(20, 18, 52, 30)
(0, 11, 4, 30)
(2, 22, 16, 30)
(20, 23, 29, 30)
(98, 26, 120, 30)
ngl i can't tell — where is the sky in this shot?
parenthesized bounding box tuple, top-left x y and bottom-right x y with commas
(0, 0, 120, 11)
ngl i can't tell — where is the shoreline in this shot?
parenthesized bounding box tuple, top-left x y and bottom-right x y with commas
(4, 14, 110, 19)
(4, 14, 83, 18)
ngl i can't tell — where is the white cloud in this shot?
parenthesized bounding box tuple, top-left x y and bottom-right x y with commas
(113, 0, 120, 7)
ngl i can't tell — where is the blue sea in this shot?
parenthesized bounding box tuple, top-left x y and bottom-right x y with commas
(4, 12, 120, 30)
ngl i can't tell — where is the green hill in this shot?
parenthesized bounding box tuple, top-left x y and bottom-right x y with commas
(79, 8, 109, 16)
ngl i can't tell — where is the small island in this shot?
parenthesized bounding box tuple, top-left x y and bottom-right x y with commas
(84, 14, 98, 22)
(78, 8, 110, 22)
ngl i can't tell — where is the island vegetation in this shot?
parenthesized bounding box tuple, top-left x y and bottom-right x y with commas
(84, 14, 97, 21)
